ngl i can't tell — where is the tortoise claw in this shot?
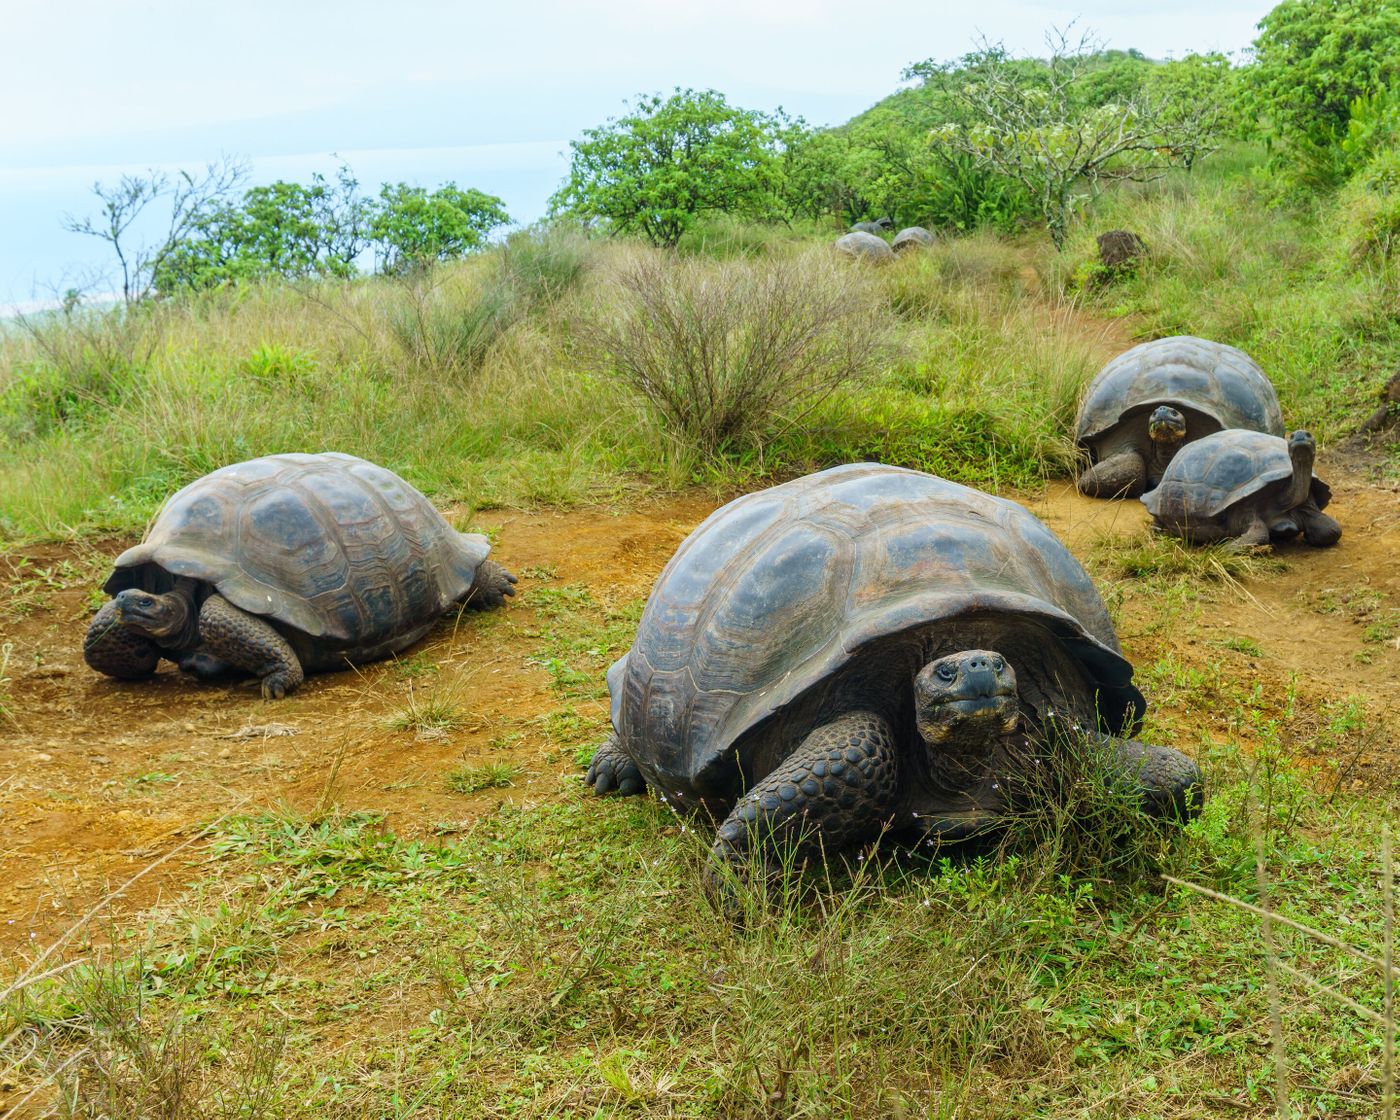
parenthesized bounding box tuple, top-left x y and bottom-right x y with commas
(585, 736, 644, 796)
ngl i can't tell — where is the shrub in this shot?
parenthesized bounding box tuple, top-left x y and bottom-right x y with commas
(384, 269, 519, 382)
(0, 306, 159, 439)
(1248, 0, 1400, 170)
(550, 89, 787, 248)
(587, 250, 890, 457)
(496, 224, 592, 307)
(1333, 147, 1400, 263)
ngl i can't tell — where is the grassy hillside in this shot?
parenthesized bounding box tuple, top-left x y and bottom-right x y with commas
(2, 140, 1398, 1118)
(1, 147, 1395, 543)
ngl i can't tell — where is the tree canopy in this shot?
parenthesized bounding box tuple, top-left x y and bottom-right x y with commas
(549, 89, 786, 248)
(1249, 0, 1400, 157)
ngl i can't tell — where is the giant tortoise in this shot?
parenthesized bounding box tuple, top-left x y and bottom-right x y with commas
(834, 231, 894, 263)
(851, 217, 893, 235)
(1075, 336, 1285, 499)
(892, 226, 933, 253)
(83, 452, 516, 698)
(1143, 429, 1342, 551)
(587, 464, 1200, 885)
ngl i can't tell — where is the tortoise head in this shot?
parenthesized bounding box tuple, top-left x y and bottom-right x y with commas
(1147, 405, 1187, 445)
(1286, 429, 1316, 508)
(914, 650, 1020, 751)
(113, 588, 190, 640)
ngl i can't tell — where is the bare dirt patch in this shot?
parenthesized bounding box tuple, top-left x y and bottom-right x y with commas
(0, 493, 714, 952)
(1, 463, 1395, 956)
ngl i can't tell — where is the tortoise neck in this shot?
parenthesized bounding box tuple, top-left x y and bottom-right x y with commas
(160, 579, 202, 649)
(1287, 436, 1315, 508)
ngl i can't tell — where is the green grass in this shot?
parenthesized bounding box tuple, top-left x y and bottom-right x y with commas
(525, 582, 644, 702)
(0, 640, 15, 729)
(14, 154, 1396, 541)
(1045, 144, 1400, 455)
(2, 144, 1399, 1117)
(446, 761, 524, 794)
(383, 688, 469, 735)
(3, 726, 1395, 1117)
(5, 152, 1395, 541)
(1090, 532, 1287, 587)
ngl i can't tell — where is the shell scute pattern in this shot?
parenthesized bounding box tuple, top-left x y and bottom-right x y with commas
(612, 463, 1137, 798)
(104, 452, 488, 650)
(1076, 335, 1285, 446)
(1144, 430, 1297, 520)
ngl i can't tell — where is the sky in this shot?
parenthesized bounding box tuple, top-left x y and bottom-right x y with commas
(0, 0, 1273, 311)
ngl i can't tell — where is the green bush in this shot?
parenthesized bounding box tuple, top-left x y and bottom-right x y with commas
(587, 249, 890, 457)
(1248, 0, 1400, 184)
(1333, 147, 1400, 262)
(550, 89, 787, 248)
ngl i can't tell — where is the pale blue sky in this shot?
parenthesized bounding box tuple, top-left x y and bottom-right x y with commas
(1, 0, 1271, 309)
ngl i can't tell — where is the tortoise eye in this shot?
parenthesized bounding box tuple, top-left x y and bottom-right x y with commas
(936, 663, 957, 682)
(991, 657, 1004, 673)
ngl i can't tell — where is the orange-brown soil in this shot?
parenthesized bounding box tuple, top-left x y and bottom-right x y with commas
(1, 464, 1396, 958)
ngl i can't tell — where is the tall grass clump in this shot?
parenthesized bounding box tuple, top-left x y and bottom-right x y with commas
(1047, 145, 1400, 445)
(384, 266, 520, 382)
(1, 304, 163, 441)
(384, 226, 590, 387)
(497, 224, 592, 306)
(3, 948, 287, 1119)
(586, 248, 891, 459)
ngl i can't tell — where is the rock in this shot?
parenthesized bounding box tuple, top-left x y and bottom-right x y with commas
(1096, 230, 1147, 276)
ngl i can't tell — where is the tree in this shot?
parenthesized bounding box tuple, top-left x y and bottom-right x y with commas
(1145, 53, 1243, 166)
(923, 32, 1227, 247)
(1249, 0, 1400, 160)
(550, 89, 785, 248)
(369, 183, 510, 273)
(64, 157, 249, 303)
(153, 165, 373, 293)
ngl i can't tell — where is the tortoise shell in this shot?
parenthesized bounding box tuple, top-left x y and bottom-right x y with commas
(1076, 336, 1284, 449)
(834, 232, 894, 262)
(1142, 429, 1332, 521)
(892, 227, 933, 252)
(103, 453, 490, 650)
(608, 464, 1142, 799)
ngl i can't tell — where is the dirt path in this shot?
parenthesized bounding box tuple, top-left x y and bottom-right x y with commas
(2, 458, 1396, 957)
(0, 495, 715, 954)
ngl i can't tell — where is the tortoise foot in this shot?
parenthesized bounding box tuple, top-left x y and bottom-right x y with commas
(1078, 451, 1147, 500)
(199, 594, 305, 700)
(1299, 507, 1341, 548)
(705, 711, 898, 911)
(467, 560, 517, 611)
(1112, 740, 1203, 822)
(585, 735, 645, 796)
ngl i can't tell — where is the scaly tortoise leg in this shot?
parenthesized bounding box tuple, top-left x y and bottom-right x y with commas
(1109, 739, 1203, 821)
(1295, 500, 1342, 548)
(83, 600, 162, 680)
(585, 734, 646, 796)
(1078, 451, 1147, 499)
(1225, 512, 1271, 553)
(198, 595, 305, 699)
(705, 710, 899, 898)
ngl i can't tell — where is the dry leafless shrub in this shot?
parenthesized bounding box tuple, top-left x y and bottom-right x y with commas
(587, 249, 891, 457)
